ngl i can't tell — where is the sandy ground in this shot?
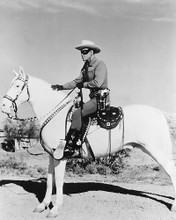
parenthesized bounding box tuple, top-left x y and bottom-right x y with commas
(1, 148, 176, 220)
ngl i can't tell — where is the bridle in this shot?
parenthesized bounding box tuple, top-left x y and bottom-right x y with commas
(2, 73, 75, 157)
(3, 75, 30, 120)
(3, 74, 74, 126)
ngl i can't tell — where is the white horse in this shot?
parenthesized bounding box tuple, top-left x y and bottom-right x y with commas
(1, 67, 176, 218)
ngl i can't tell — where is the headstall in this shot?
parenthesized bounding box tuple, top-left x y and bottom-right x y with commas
(3, 75, 74, 128)
(3, 75, 30, 120)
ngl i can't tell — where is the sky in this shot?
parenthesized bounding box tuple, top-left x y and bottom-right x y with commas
(0, 0, 176, 127)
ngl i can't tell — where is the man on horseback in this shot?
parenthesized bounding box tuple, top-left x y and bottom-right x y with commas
(51, 40, 109, 157)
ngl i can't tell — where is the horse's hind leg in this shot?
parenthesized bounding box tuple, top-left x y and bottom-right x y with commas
(147, 140, 176, 211)
(161, 159, 176, 211)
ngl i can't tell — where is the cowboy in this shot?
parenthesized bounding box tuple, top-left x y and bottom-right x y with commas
(51, 40, 109, 157)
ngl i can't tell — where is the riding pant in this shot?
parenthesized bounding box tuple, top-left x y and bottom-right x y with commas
(71, 97, 97, 131)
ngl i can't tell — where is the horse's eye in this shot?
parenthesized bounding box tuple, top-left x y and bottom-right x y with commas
(16, 85, 20, 88)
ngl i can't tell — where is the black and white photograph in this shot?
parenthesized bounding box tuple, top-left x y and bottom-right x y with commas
(0, 0, 176, 219)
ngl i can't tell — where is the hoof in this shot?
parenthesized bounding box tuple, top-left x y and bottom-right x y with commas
(46, 205, 61, 218)
(171, 205, 176, 212)
(46, 211, 59, 218)
(33, 202, 48, 213)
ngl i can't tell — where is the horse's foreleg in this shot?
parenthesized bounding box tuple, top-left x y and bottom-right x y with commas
(34, 155, 54, 213)
(47, 159, 67, 218)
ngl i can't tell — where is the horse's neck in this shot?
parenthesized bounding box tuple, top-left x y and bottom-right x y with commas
(28, 76, 69, 122)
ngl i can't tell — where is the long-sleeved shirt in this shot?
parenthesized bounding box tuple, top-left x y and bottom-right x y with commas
(62, 57, 108, 97)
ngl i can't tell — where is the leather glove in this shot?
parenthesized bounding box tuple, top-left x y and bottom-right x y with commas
(76, 82, 84, 89)
(51, 84, 63, 91)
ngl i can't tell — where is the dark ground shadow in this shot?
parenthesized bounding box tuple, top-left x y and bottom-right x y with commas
(0, 178, 174, 210)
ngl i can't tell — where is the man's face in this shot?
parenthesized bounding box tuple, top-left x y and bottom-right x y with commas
(81, 48, 93, 61)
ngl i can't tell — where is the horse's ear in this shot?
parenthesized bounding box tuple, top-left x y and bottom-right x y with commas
(19, 66, 25, 78)
(13, 69, 19, 78)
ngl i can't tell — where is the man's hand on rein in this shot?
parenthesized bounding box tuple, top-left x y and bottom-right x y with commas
(76, 82, 84, 89)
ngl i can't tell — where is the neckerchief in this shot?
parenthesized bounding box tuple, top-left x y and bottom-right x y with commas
(81, 61, 89, 82)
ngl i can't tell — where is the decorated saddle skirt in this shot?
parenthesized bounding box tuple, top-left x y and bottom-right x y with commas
(66, 105, 124, 142)
(96, 106, 123, 130)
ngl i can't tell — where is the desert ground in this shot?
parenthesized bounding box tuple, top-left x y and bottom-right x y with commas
(1, 147, 176, 220)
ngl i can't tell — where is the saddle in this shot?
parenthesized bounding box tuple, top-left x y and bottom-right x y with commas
(73, 106, 124, 141)
(65, 105, 123, 160)
(97, 106, 123, 130)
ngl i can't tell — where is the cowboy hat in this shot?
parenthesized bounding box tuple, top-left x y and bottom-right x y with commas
(75, 40, 101, 54)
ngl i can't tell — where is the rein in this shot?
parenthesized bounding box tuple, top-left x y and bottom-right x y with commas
(41, 97, 72, 131)
(3, 73, 74, 124)
(39, 89, 74, 156)
(3, 74, 75, 155)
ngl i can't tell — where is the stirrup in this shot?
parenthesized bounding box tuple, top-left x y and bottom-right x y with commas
(53, 140, 66, 160)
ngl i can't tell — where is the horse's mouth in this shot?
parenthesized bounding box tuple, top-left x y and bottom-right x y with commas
(2, 111, 14, 119)
(1, 108, 9, 115)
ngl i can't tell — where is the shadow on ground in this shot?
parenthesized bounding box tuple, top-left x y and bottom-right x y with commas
(0, 178, 173, 210)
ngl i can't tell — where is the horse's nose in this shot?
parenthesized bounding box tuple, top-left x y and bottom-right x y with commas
(1, 102, 8, 113)
(1, 105, 5, 113)
(1, 103, 5, 108)
(1, 103, 6, 110)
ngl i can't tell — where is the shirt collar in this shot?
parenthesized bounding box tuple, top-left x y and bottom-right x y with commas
(88, 56, 97, 67)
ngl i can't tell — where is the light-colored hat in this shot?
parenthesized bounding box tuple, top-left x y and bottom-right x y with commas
(75, 40, 101, 54)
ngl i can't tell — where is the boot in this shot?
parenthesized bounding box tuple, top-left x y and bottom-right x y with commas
(64, 129, 82, 158)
